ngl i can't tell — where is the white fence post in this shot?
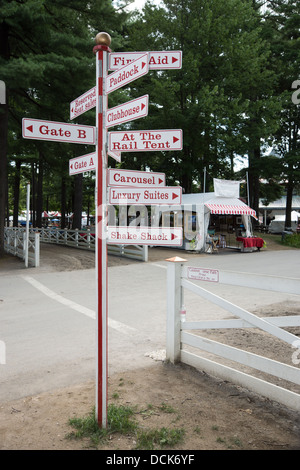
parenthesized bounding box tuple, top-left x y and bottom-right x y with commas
(35, 232, 40, 267)
(166, 256, 187, 364)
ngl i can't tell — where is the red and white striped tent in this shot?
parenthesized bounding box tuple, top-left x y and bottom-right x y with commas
(204, 198, 257, 219)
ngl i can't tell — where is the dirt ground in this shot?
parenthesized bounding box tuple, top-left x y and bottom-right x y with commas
(0, 237, 300, 451)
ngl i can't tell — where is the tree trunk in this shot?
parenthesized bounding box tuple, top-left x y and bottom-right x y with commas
(0, 92, 8, 257)
(36, 154, 43, 228)
(72, 173, 83, 229)
(285, 176, 293, 229)
(13, 159, 21, 227)
(61, 175, 66, 229)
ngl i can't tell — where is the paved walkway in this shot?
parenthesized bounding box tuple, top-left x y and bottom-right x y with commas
(0, 247, 299, 402)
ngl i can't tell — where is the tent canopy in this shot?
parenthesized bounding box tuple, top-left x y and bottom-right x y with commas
(204, 197, 257, 219)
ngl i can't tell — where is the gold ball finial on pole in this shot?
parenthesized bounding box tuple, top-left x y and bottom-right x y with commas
(95, 32, 111, 47)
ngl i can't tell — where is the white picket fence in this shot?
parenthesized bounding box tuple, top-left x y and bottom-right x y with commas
(4, 227, 148, 264)
(166, 259, 300, 411)
(4, 227, 40, 267)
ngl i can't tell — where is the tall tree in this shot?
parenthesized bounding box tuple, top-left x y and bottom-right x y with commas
(125, 0, 279, 206)
(0, 0, 128, 252)
(264, 0, 300, 229)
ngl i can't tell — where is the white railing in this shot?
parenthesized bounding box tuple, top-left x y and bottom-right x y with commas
(4, 227, 40, 267)
(10, 227, 147, 262)
(166, 259, 300, 411)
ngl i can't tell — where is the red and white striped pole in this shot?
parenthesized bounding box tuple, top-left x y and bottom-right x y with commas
(93, 32, 111, 428)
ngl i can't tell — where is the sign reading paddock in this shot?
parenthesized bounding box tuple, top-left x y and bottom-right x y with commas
(109, 186, 181, 205)
(108, 169, 165, 187)
(109, 51, 182, 71)
(106, 95, 148, 128)
(22, 118, 96, 145)
(70, 87, 96, 120)
(106, 54, 149, 95)
(108, 129, 182, 152)
(107, 226, 183, 246)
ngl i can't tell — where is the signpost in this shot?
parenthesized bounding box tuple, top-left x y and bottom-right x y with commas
(22, 32, 183, 430)
(107, 226, 183, 246)
(69, 152, 96, 175)
(22, 118, 95, 145)
(108, 169, 165, 187)
(109, 186, 182, 205)
(109, 51, 182, 71)
(108, 129, 182, 153)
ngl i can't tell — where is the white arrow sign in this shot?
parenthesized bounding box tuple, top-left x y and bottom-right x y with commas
(109, 51, 182, 71)
(106, 53, 149, 95)
(70, 87, 96, 120)
(106, 95, 148, 128)
(108, 129, 182, 153)
(22, 118, 96, 145)
(108, 169, 165, 187)
(109, 186, 182, 205)
(69, 152, 96, 175)
(107, 226, 183, 246)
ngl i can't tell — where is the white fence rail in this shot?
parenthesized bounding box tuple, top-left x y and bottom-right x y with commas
(166, 260, 300, 411)
(4, 227, 40, 267)
(5, 227, 148, 263)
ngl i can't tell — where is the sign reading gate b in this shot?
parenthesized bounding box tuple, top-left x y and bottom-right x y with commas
(22, 118, 96, 145)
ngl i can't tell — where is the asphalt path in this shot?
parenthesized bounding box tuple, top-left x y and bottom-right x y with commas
(0, 249, 299, 402)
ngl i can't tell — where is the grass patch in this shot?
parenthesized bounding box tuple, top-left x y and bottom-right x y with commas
(281, 232, 300, 248)
(66, 404, 185, 449)
(66, 404, 137, 447)
(136, 427, 185, 450)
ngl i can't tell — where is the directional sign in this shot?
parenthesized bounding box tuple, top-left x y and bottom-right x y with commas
(107, 148, 121, 163)
(70, 87, 96, 120)
(108, 129, 182, 153)
(22, 118, 96, 145)
(108, 169, 165, 188)
(106, 53, 149, 95)
(107, 226, 183, 246)
(106, 95, 148, 128)
(109, 186, 182, 205)
(109, 51, 182, 71)
(69, 152, 96, 175)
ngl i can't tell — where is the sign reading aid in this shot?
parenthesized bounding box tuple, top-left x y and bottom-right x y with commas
(108, 129, 182, 152)
(109, 51, 182, 71)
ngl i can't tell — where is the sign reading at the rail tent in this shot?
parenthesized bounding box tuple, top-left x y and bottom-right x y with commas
(108, 168, 165, 188)
(106, 53, 149, 95)
(69, 152, 96, 175)
(109, 186, 182, 205)
(70, 87, 96, 120)
(109, 51, 182, 71)
(107, 226, 183, 246)
(108, 129, 182, 153)
(22, 118, 96, 145)
(106, 95, 148, 128)
(187, 267, 219, 283)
